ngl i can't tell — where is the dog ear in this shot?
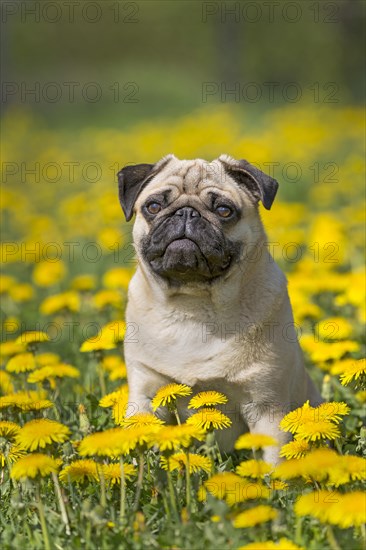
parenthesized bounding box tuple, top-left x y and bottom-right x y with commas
(117, 155, 175, 221)
(219, 155, 279, 210)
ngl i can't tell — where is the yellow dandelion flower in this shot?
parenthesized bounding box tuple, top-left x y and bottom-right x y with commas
(235, 433, 278, 450)
(238, 539, 304, 550)
(6, 352, 36, 373)
(0, 370, 15, 394)
(11, 453, 60, 479)
(71, 274, 97, 292)
(274, 449, 341, 483)
(16, 331, 49, 345)
(102, 267, 132, 290)
(101, 320, 126, 343)
(9, 283, 34, 302)
(35, 353, 60, 367)
(101, 355, 126, 374)
(32, 260, 66, 287)
(269, 480, 289, 491)
(280, 439, 310, 460)
(99, 385, 128, 408)
(315, 317, 353, 341)
(27, 364, 80, 384)
(294, 490, 366, 527)
(188, 391, 228, 409)
(109, 364, 128, 381)
(279, 401, 313, 434)
(330, 357, 358, 375)
(152, 383, 193, 411)
(160, 452, 212, 474)
(0, 444, 27, 467)
(93, 289, 123, 310)
(307, 340, 360, 363)
(329, 454, 366, 486)
(327, 492, 366, 528)
(59, 459, 98, 483)
(79, 426, 152, 457)
(233, 505, 278, 528)
(205, 472, 270, 505)
(101, 462, 136, 485)
(186, 408, 232, 431)
(236, 459, 273, 478)
(122, 413, 165, 428)
(0, 390, 53, 411)
(40, 291, 80, 315)
(355, 390, 366, 403)
(0, 340, 26, 359)
(80, 334, 117, 352)
(339, 358, 366, 386)
(0, 420, 20, 440)
(16, 419, 70, 451)
(316, 401, 350, 423)
(295, 420, 340, 441)
(150, 424, 205, 452)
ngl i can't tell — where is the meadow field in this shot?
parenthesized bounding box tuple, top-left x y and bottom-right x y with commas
(0, 103, 365, 549)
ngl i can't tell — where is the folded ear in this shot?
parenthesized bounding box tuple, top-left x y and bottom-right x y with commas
(117, 155, 174, 221)
(219, 155, 279, 210)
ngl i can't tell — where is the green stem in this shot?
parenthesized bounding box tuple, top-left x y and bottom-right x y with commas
(166, 459, 179, 521)
(36, 482, 52, 550)
(98, 464, 107, 508)
(133, 454, 144, 512)
(185, 451, 191, 519)
(326, 525, 342, 550)
(120, 456, 126, 524)
(52, 472, 71, 536)
(98, 363, 106, 396)
(173, 408, 181, 425)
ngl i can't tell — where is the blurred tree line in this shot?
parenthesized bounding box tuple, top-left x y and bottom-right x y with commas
(1, 0, 365, 128)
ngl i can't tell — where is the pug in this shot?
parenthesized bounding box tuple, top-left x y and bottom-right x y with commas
(117, 154, 322, 463)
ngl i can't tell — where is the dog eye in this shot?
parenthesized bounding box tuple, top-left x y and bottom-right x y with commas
(216, 205, 233, 218)
(146, 202, 162, 215)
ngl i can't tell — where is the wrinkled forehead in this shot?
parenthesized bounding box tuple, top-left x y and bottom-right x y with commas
(138, 158, 243, 204)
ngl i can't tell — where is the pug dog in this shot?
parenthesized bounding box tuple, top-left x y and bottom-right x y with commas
(117, 154, 322, 463)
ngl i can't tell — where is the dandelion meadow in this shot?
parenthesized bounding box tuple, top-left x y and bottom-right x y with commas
(0, 101, 365, 550)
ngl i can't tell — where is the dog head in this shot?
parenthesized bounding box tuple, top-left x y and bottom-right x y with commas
(117, 154, 278, 285)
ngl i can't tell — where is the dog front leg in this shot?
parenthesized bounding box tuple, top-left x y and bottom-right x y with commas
(243, 403, 290, 465)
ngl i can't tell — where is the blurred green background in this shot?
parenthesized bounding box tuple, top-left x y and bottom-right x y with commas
(1, 0, 365, 129)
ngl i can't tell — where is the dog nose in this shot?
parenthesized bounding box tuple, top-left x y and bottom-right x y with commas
(174, 207, 200, 219)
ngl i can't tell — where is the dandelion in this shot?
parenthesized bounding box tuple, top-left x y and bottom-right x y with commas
(93, 289, 123, 310)
(294, 490, 366, 528)
(0, 420, 20, 440)
(0, 390, 53, 411)
(160, 452, 212, 474)
(0, 444, 27, 467)
(235, 433, 278, 450)
(99, 385, 129, 407)
(6, 352, 36, 373)
(102, 267, 132, 290)
(188, 391, 228, 409)
(150, 424, 205, 452)
(101, 320, 126, 343)
(59, 459, 98, 484)
(101, 462, 136, 485)
(151, 383, 192, 411)
(316, 401, 350, 423)
(279, 401, 313, 434)
(35, 353, 60, 367)
(339, 358, 366, 386)
(295, 420, 340, 442)
(9, 283, 34, 302)
(238, 539, 304, 550)
(122, 413, 165, 428)
(0, 370, 15, 394)
(280, 439, 310, 460)
(80, 334, 117, 352)
(315, 317, 353, 341)
(0, 340, 26, 358)
(27, 364, 80, 384)
(204, 472, 270, 505)
(233, 505, 278, 528)
(236, 459, 273, 478)
(16, 419, 70, 451)
(187, 408, 232, 431)
(40, 291, 80, 315)
(79, 426, 153, 457)
(71, 274, 97, 292)
(101, 355, 127, 379)
(11, 453, 60, 479)
(16, 331, 50, 345)
(32, 260, 66, 287)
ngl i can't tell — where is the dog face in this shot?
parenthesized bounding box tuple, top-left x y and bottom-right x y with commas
(118, 155, 278, 285)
